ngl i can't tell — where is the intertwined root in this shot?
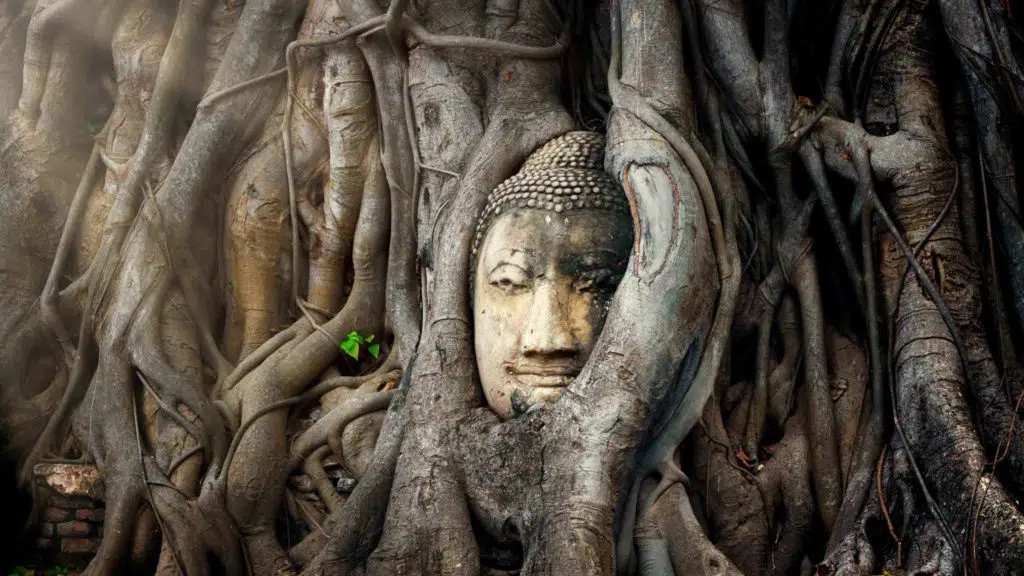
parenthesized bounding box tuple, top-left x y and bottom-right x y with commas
(2, 0, 1024, 575)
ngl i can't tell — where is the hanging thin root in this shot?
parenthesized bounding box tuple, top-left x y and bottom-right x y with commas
(792, 251, 843, 529)
(133, 345, 226, 470)
(219, 322, 302, 393)
(41, 144, 103, 364)
(137, 372, 208, 463)
(743, 282, 781, 462)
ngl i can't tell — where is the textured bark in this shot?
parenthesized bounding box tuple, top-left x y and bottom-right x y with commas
(0, 0, 1022, 575)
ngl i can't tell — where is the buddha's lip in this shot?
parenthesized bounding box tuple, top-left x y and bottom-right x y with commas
(507, 363, 580, 387)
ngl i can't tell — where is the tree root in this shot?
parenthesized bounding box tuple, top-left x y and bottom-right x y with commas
(302, 446, 343, 514)
(41, 144, 102, 364)
(220, 324, 299, 392)
(637, 481, 743, 576)
(17, 0, 85, 124)
(290, 388, 395, 467)
(5, 1, 1024, 575)
(607, 2, 741, 569)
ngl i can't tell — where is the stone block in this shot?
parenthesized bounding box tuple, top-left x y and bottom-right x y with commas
(39, 522, 55, 537)
(41, 506, 70, 523)
(57, 520, 93, 537)
(35, 537, 56, 551)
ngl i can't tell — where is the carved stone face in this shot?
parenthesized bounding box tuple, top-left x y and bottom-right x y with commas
(473, 208, 633, 419)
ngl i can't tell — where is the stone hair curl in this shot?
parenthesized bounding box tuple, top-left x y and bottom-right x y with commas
(470, 131, 631, 259)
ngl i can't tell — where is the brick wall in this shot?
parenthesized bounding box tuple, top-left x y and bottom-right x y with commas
(32, 464, 104, 567)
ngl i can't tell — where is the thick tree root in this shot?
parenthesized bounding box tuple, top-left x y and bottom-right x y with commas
(4, 1, 1024, 575)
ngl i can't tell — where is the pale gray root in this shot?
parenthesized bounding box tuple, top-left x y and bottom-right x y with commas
(3, 1, 1024, 575)
(636, 481, 741, 576)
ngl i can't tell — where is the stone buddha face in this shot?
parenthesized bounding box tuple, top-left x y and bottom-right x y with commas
(472, 132, 634, 419)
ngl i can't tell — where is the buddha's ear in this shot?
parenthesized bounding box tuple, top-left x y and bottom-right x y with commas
(584, 3, 742, 573)
(597, 0, 736, 445)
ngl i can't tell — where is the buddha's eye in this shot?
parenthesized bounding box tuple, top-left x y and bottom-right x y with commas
(574, 268, 620, 294)
(489, 264, 530, 293)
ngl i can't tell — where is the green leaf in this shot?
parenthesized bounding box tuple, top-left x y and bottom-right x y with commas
(341, 339, 360, 360)
(366, 334, 375, 343)
(368, 343, 381, 359)
(346, 331, 365, 345)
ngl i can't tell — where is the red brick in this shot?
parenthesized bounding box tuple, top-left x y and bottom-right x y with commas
(75, 507, 105, 522)
(42, 506, 70, 522)
(57, 520, 93, 537)
(35, 537, 56, 551)
(39, 522, 55, 537)
(61, 537, 101, 555)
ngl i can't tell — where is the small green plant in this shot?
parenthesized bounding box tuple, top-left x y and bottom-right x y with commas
(84, 116, 103, 135)
(340, 331, 380, 361)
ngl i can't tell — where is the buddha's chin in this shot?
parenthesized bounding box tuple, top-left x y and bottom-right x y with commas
(509, 384, 568, 416)
(526, 385, 566, 405)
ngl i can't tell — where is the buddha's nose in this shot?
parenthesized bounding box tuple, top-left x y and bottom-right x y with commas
(521, 281, 577, 357)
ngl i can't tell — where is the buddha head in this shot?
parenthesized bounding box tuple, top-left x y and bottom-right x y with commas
(472, 131, 634, 419)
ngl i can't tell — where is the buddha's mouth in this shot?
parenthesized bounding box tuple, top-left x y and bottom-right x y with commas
(506, 362, 580, 388)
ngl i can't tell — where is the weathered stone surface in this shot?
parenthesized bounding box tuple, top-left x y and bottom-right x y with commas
(35, 537, 56, 551)
(33, 463, 104, 499)
(57, 520, 93, 537)
(39, 522, 55, 537)
(41, 507, 70, 523)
